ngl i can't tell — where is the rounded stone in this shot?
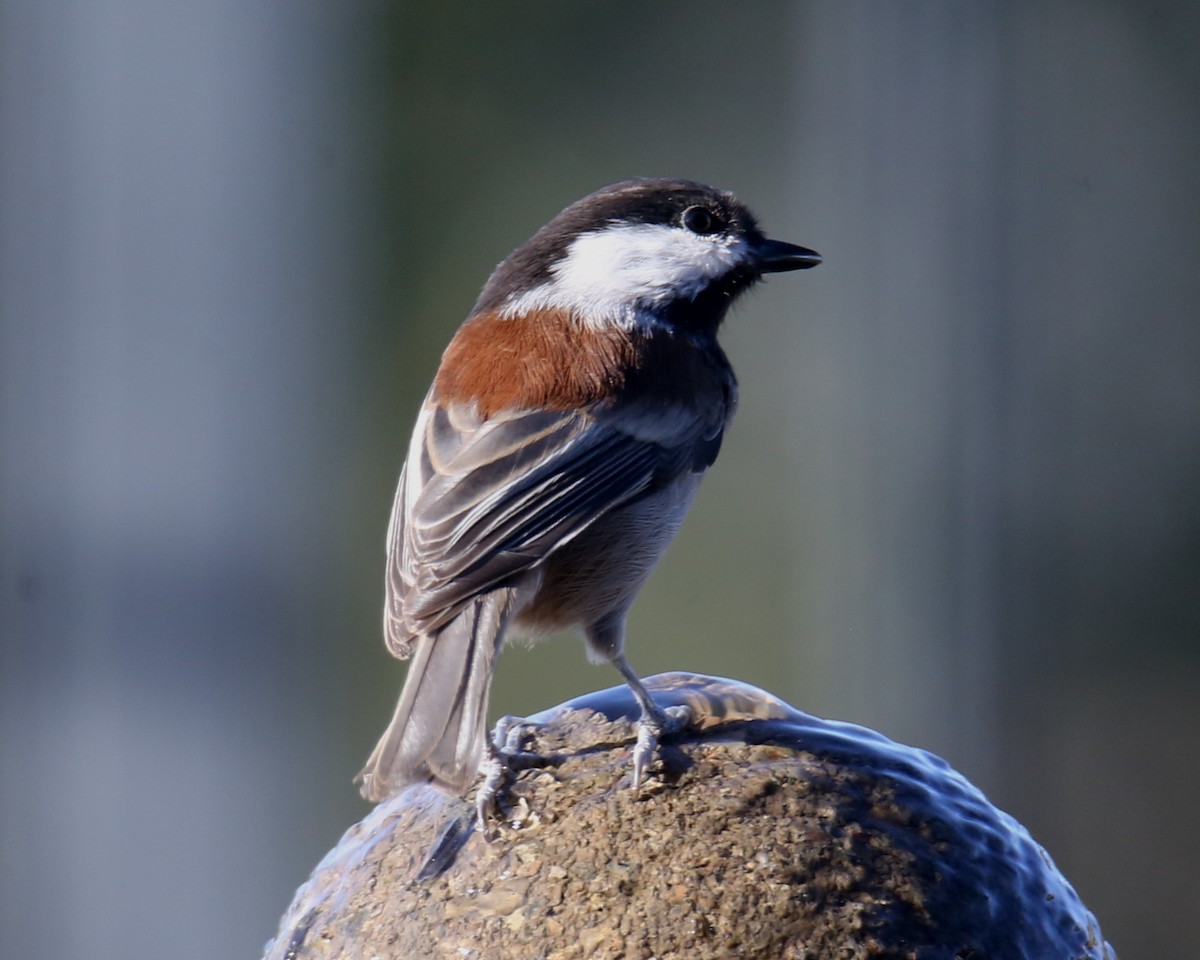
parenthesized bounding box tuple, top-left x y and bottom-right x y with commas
(264, 673, 1116, 960)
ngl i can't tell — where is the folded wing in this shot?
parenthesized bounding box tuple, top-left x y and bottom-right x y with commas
(383, 398, 720, 656)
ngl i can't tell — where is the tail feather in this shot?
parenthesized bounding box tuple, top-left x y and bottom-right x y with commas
(357, 589, 515, 801)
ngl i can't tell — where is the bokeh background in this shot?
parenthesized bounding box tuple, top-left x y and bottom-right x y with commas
(2, 2, 1198, 957)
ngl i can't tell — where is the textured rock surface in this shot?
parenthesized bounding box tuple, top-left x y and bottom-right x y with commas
(264, 673, 1116, 959)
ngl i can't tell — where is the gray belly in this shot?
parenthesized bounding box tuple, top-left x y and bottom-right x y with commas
(514, 474, 702, 635)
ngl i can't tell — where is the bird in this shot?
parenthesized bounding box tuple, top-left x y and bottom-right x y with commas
(356, 178, 820, 813)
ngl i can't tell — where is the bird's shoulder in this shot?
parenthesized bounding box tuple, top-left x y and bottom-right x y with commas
(432, 306, 736, 433)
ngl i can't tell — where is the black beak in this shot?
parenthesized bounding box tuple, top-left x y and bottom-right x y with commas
(757, 237, 822, 273)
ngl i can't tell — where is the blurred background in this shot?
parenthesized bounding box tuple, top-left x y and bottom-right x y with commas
(2, 2, 1197, 956)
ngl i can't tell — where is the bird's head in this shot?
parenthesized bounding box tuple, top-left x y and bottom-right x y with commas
(473, 178, 820, 334)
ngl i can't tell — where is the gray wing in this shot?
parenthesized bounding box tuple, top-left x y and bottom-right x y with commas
(383, 398, 720, 657)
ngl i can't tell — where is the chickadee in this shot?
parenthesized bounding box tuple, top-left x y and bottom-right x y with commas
(357, 178, 820, 809)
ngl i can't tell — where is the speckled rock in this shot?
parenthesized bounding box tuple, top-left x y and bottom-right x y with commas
(264, 673, 1116, 960)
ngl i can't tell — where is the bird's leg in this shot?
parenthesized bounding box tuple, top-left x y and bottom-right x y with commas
(612, 654, 693, 789)
(474, 714, 545, 835)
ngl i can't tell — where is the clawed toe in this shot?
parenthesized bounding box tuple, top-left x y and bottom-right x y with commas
(474, 752, 506, 835)
(630, 703, 693, 789)
(475, 693, 695, 833)
(474, 716, 545, 836)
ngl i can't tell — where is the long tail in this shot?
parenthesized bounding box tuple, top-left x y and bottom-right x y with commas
(356, 589, 516, 802)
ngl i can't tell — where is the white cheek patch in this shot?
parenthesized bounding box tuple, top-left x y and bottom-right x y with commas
(502, 222, 750, 324)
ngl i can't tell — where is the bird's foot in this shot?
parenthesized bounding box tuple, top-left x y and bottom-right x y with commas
(631, 703, 693, 790)
(474, 715, 545, 837)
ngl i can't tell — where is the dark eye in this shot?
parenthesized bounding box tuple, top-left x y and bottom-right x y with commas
(682, 205, 721, 235)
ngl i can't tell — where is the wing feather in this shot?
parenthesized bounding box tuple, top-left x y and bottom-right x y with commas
(383, 398, 712, 654)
